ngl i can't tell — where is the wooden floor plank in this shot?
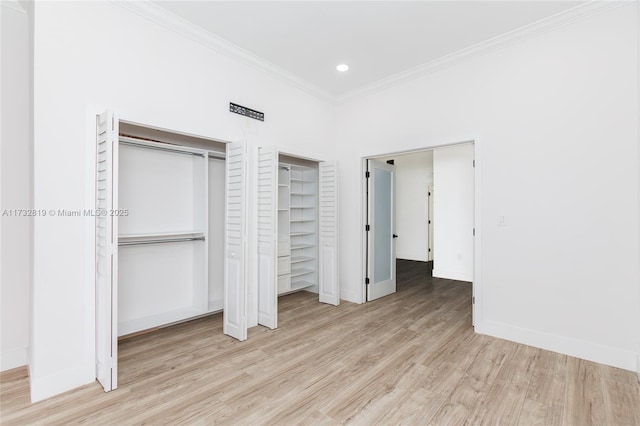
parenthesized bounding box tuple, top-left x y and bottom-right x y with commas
(1, 260, 638, 425)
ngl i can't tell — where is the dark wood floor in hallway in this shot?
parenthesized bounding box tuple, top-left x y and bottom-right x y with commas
(2, 260, 639, 425)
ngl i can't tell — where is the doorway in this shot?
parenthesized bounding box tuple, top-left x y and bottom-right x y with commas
(93, 113, 247, 393)
(362, 140, 481, 327)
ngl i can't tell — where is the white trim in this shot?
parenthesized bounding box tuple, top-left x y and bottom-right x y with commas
(112, 0, 335, 104)
(336, 1, 628, 103)
(636, 0, 640, 386)
(472, 139, 483, 331)
(1, 347, 29, 371)
(360, 157, 368, 304)
(483, 319, 639, 372)
(339, 288, 360, 304)
(113, 0, 626, 105)
(396, 253, 428, 262)
(30, 364, 95, 403)
(432, 269, 473, 283)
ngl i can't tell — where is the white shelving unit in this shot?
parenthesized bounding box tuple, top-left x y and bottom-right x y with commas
(277, 162, 318, 294)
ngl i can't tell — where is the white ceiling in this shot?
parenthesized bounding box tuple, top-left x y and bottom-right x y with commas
(152, 1, 584, 98)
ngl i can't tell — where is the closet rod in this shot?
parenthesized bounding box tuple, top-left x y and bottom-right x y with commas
(119, 139, 205, 158)
(208, 152, 226, 160)
(279, 165, 290, 171)
(119, 236, 205, 247)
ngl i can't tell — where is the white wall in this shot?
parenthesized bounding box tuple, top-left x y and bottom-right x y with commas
(30, 1, 335, 402)
(377, 151, 433, 262)
(337, 5, 640, 371)
(1, 2, 32, 372)
(432, 144, 474, 281)
(22, 0, 640, 402)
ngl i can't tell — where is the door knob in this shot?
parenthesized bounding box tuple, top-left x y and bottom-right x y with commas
(393, 234, 398, 238)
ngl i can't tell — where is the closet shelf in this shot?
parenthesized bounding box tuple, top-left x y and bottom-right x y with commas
(291, 268, 314, 278)
(290, 192, 314, 196)
(291, 256, 314, 264)
(290, 219, 315, 223)
(290, 280, 316, 290)
(290, 206, 315, 209)
(290, 232, 315, 236)
(291, 243, 314, 250)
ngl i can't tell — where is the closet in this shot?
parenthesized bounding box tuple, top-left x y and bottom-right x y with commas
(257, 148, 339, 330)
(276, 161, 318, 294)
(95, 111, 248, 392)
(117, 137, 212, 336)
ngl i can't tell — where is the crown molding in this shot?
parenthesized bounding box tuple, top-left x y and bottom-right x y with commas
(112, 0, 629, 106)
(112, 0, 336, 104)
(1, 0, 28, 13)
(336, 0, 631, 103)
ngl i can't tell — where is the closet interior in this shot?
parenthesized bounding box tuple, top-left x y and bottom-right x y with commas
(117, 122, 227, 337)
(257, 148, 339, 331)
(277, 157, 319, 295)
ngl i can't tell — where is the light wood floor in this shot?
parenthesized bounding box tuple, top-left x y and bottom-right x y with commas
(2, 260, 639, 425)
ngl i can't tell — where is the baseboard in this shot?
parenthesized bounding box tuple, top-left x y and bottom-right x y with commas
(482, 319, 637, 372)
(340, 287, 361, 304)
(30, 363, 95, 403)
(396, 252, 428, 262)
(432, 268, 472, 282)
(1, 346, 29, 371)
(637, 354, 640, 383)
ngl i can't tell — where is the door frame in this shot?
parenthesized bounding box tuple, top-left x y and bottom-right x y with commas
(360, 138, 483, 331)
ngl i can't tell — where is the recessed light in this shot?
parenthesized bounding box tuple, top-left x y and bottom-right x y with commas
(336, 64, 349, 72)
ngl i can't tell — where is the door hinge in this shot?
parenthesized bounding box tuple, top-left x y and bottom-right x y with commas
(428, 192, 431, 196)
(428, 248, 431, 252)
(473, 228, 475, 236)
(472, 297, 475, 304)
(473, 160, 475, 168)
(365, 224, 370, 231)
(365, 277, 370, 285)
(365, 171, 370, 178)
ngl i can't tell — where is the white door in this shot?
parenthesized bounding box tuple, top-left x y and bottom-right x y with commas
(257, 146, 278, 329)
(318, 161, 340, 305)
(95, 110, 118, 391)
(223, 141, 248, 341)
(367, 160, 396, 301)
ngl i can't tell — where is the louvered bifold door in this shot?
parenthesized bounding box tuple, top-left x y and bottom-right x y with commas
(318, 161, 340, 305)
(257, 147, 278, 329)
(95, 110, 119, 391)
(224, 141, 248, 341)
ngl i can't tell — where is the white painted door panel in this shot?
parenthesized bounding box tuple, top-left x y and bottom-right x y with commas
(224, 141, 248, 341)
(368, 160, 396, 301)
(95, 110, 118, 391)
(257, 146, 278, 329)
(318, 161, 339, 305)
